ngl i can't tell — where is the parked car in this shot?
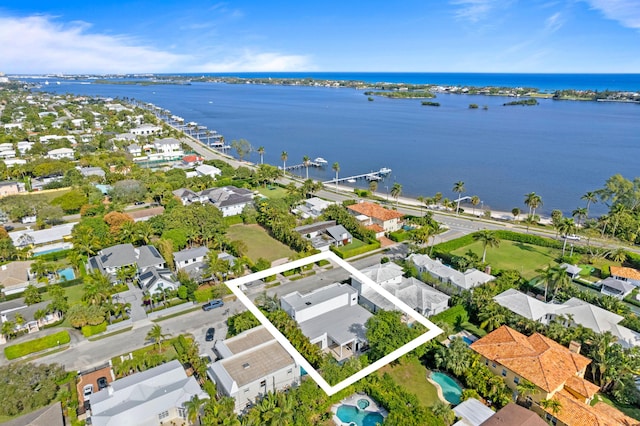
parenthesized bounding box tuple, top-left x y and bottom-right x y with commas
(202, 299, 224, 311)
(83, 384, 93, 399)
(563, 234, 581, 241)
(97, 377, 108, 390)
(205, 327, 215, 341)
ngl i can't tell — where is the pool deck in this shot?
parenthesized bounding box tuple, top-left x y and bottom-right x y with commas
(331, 393, 388, 426)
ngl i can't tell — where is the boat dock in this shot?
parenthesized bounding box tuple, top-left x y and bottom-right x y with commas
(283, 161, 325, 171)
(323, 168, 391, 184)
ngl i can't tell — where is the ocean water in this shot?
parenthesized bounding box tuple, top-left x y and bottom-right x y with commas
(33, 73, 640, 215)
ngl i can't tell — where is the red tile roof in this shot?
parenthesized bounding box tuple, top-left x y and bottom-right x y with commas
(610, 266, 640, 281)
(347, 202, 404, 222)
(470, 326, 592, 392)
(550, 390, 639, 426)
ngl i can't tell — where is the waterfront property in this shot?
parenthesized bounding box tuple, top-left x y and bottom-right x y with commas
(408, 253, 495, 292)
(493, 289, 640, 348)
(281, 283, 372, 360)
(351, 262, 450, 317)
(331, 393, 387, 426)
(347, 201, 404, 235)
(89, 359, 207, 426)
(173, 185, 254, 216)
(470, 325, 635, 426)
(209, 325, 299, 413)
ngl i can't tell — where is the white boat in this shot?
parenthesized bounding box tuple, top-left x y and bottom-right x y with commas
(379, 167, 392, 175)
(347, 179, 356, 183)
(366, 175, 381, 181)
(314, 157, 328, 165)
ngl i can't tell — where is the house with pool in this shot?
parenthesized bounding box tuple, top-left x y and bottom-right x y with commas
(408, 253, 495, 292)
(281, 283, 372, 360)
(470, 325, 635, 426)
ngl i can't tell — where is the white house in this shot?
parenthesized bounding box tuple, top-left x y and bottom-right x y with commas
(347, 201, 404, 234)
(408, 253, 495, 292)
(610, 266, 640, 287)
(126, 144, 142, 157)
(293, 197, 333, 219)
(195, 164, 222, 178)
(351, 262, 450, 317)
(281, 283, 372, 360)
(599, 277, 635, 299)
(16, 141, 34, 155)
(89, 360, 207, 426)
(130, 124, 162, 136)
(137, 266, 180, 295)
(87, 244, 165, 281)
(209, 326, 300, 413)
(153, 138, 182, 153)
(3, 158, 26, 168)
(47, 147, 75, 160)
(173, 246, 209, 281)
(200, 186, 254, 217)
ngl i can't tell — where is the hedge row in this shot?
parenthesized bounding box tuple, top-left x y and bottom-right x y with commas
(4, 330, 70, 360)
(389, 230, 411, 242)
(81, 322, 107, 337)
(331, 240, 380, 259)
(431, 233, 475, 256)
(223, 215, 243, 226)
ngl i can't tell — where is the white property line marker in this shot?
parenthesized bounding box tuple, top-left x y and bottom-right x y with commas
(224, 251, 443, 396)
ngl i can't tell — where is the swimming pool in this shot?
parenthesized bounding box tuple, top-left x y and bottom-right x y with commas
(336, 405, 384, 426)
(57, 267, 75, 281)
(462, 336, 474, 345)
(33, 247, 66, 257)
(431, 372, 462, 405)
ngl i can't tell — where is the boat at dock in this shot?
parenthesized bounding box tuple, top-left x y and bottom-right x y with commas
(379, 167, 392, 175)
(314, 157, 328, 165)
(366, 175, 381, 181)
(347, 179, 356, 183)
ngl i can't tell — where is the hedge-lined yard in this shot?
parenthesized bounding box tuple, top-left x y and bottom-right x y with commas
(331, 238, 380, 259)
(4, 331, 70, 360)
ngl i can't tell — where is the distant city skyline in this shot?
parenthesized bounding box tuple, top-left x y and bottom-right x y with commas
(1, 0, 639, 74)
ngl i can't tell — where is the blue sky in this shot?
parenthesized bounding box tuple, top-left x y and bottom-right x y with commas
(1, 0, 639, 74)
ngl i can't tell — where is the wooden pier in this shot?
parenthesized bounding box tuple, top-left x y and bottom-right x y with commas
(323, 168, 391, 184)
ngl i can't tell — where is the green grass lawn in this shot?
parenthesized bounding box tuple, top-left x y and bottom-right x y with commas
(41, 283, 85, 305)
(255, 185, 288, 200)
(379, 357, 440, 407)
(226, 224, 295, 263)
(4, 330, 70, 360)
(451, 240, 560, 279)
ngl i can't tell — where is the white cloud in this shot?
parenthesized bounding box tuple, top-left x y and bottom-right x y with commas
(0, 14, 312, 74)
(583, 0, 640, 29)
(451, 0, 504, 22)
(545, 11, 564, 32)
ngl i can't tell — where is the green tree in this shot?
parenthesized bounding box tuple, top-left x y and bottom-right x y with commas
(280, 151, 288, 174)
(511, 207, 520, 221)
(83, 270, 112, 305)
(23, 284, 42, 305)
(431, 400, 455, 426)
(524, 192, 543, 217)
(146, 324, 170, 352)
(453, 181, 465, 215)
(231, 139, 251, 162)
(390, 182, 402, 208)
(184, 394, 207, 425)
(302, 155, 310, 179)
(470, 195, 480, 216)
(256, 146, 265, 164)
(540, 398, 562, 415)
(332, 162, 340, 191)
(369, 179, 378, 193)
(581, 191, 598, 219)
(472, 230, 500, 263)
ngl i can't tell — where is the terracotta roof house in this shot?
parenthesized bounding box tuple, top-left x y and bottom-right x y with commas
(470, 326, 634, 426)
(610, 266, 640, 286)
(347, 201, 404, 234)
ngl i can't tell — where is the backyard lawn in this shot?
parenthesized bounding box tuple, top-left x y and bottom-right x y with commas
(451, 240, 560, 279)
(255, 185, 288, 200)
(378, 357, 440, 407)
(226, 224, 295, 263)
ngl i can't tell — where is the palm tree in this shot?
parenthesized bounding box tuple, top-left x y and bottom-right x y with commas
(572, 207, 588, 227)
(511, 207, 520, 221)
(369, 180, 378, 194)
(332, 162, 340, 191)
(390, 182, 402, 208)
(432, 400, 455, 425)
(184, 394, 207, 425)
(302, 155, 311, 179)
(83, 270, 112, 305)
(582, 191, 598, 219)
(257, 146, 265, 164)
(540, 398, 562, 416)
(557, 218, 577, 256)
(516, 379, 538, 404)
(524, 192, 543, 217)
(280, 151, 288, 174)
(146, 324, 170, 352)
(607, 247, 627, 263)
(472, 230, 500, 263)
(470, 195, 480, 216)
(453, 181, 465, 215)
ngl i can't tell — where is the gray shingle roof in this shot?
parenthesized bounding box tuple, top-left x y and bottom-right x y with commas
(173, 246, 209, 264)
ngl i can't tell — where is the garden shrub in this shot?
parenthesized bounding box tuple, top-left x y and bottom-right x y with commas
(81, 322, 107, 337)
(4, 331, 70, 360)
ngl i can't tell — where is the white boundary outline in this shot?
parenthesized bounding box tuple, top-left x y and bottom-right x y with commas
(224, 251, 443, 396)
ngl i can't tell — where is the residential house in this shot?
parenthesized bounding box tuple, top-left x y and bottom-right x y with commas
(0, 260, 34, 295)
(153, 138, 183, 159)
(87, 244, 165, 281)
(209, 326, 300, 413)
(200, 186, 254, 217)
(130, 124, 161, 136)
(0, 149, 16, 159)
(89, 360, 207, 426)
(126, 143, 142, 157)
(174, 246, 209, 281)
(172, 188, 203, 205)
(452, 398, 495, 426)
(409, 253, 495, 292)
(4, 158, 27, 168)
(479, 403, 547, 426)
(137, 267, 180, 295)
(493, 289, 640, 348)
(610, 266, 640, 287)
(195, 164, 221, 178)
(0, 299, 62, 343)
(294, 220, 338, 252)
(293, 197, 332, 219)
(351, 262, 450, 317)
(281, 283, 372, 360)
(599, 277, 635, 299)
(0, 181, 25, 198)
(325, 225, 353, 247)
(181, 154, 204, 167)
(470, 326, 636, 426)
(16, 141, 34, 155)
(78, 167, 106, 179)
(347, 201, 404, 235)
(47, 147, 75, 160)
(9, 223, 75, 250)
(560, 263, 582, 279)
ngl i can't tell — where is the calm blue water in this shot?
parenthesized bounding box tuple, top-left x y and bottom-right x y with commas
(431, 372, 462, 405)
(336, 405, 384, 426)
(33, 73, 640, 215)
